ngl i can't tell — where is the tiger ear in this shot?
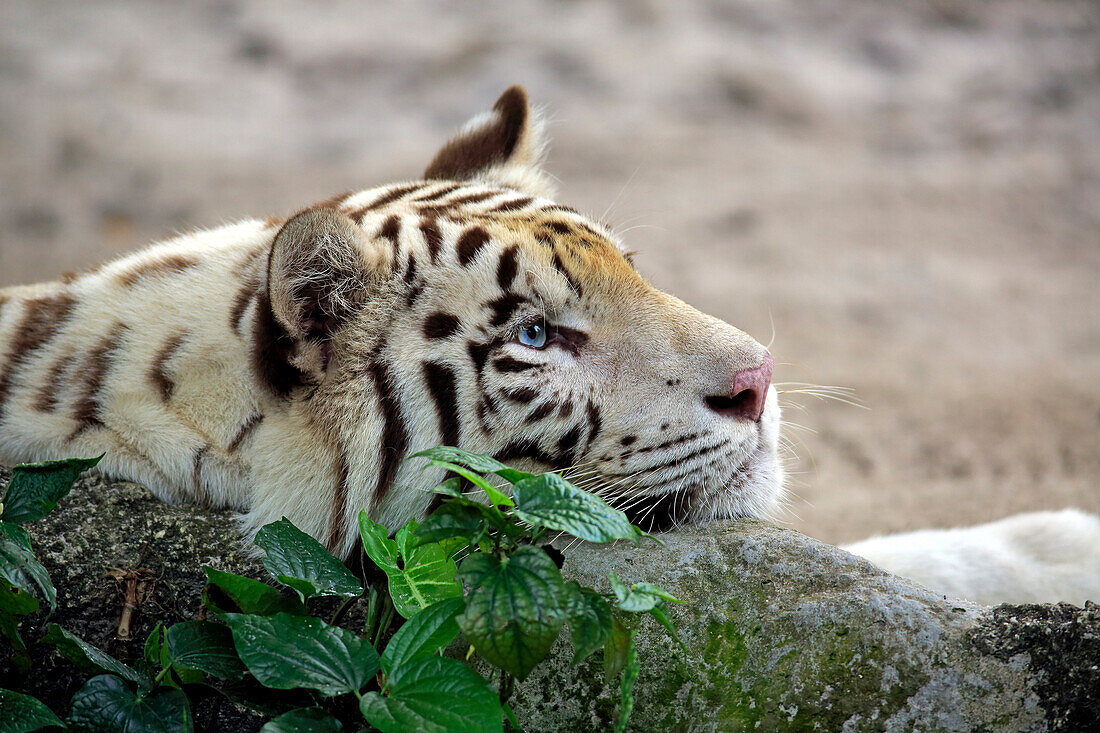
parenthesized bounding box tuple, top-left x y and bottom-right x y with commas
(260, 207, 375, 386)
(424, 85, 556, 198)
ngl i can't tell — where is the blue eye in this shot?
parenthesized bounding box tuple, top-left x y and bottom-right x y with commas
(518, 323, 548, 348)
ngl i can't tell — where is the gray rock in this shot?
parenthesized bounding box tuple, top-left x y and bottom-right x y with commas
(4, 470, 1098, 731)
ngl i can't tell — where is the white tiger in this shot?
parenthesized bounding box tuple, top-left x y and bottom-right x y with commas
(0, 87, 1094, 606)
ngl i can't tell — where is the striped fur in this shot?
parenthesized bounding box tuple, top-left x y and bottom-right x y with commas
(0, 87, 783, 558)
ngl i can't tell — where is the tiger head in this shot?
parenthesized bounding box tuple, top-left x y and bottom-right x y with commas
(261, 87, 782, 547)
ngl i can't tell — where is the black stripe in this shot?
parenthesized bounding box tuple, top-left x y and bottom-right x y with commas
(251, 289, 306, 398)
(229, 281, 257, 335)
(0, 293, 76, 419)
(420, 218, 443, 264)
(456, 227, 490, 267)
(423, 312, 461, 340)
(228, 413, 264, 452)
(191, 444, 210, 504)
(326, 452, 351, 554)
(423, 361, 461, 448)
(493, 356, 539, 373)
(552, 251, 583, 297)
(467, 340, 492, 378)
(585, 399, 603, 448)
(540, 205, 580, 215)
(503, 386, 538, 403)
(525, 400, 557, 424)
(33, 346, 73, 413)
(379, 215, 402, 261)
(368, 344, 409, 512)
(150, 332, 187, 401)
(491, 197, 533, 212)
(443, 191, 497, 208)
(414, 183, 463, 202)
(494, 439, 561, 468)
(350, 184, 422, 219)
(486, 294, 528, 328)
(556, 425, 582, 462)
(496, 245, 519, 291)
(70, 323, 127, 439)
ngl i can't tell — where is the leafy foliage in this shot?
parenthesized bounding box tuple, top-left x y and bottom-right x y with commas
(68, 674, 193, 733)
(359, 514, 464, 619)
(255, 518, 364, 602)
(1, 449, 686, 732)
(0, 688, 65, 733)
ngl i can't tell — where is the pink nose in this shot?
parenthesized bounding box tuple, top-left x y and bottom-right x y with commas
(705, 353, 773, 422)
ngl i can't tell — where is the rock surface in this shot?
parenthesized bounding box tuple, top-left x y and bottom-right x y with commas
(4, 471, 1098, 731)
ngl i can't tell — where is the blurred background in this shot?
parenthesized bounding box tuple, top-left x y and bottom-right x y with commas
(1, 1, 1097, 544)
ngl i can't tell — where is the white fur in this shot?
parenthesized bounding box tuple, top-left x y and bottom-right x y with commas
(843, 509, 1100, 605)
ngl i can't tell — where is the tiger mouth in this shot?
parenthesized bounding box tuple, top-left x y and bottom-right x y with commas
(615, 448, 772, 533)
(621, 486, 697, 532)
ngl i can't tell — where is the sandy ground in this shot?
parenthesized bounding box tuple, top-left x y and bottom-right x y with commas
(1, 0, 1097, 544)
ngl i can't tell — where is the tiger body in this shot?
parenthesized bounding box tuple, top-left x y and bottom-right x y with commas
(6, 88, 1093, 608)
(0, 88, 783, 559)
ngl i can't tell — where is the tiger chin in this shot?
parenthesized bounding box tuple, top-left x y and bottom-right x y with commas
(0, 86, 784, 561)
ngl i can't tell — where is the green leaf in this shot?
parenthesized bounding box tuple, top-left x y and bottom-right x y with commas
(0, 688, 65, 732)
(202, 567, 305, 616)
(0, 522, 31, 549)
(67, 674, 192, 733)
(143, 625, 171, 681)
(614, 633, 640, 733)
(631, 582, 683, 604)
(457, 545, 566, 680)
(0, 527, 55, 614)
(415, 503, 487, 543)
(359, 513, 463, 619)
(360, 656, 502, 733)
(562, 582, 613, 665)
(224, 612, 378, 696)
(43, 625, 148, 687)
(646, 603, 685, 651)
(603, 617, 632, 680)
(432, 477, 464, 497)
(259, 707, 343, 733)
(0, 584, 38, 661)
(381, 597, 464, 672)
(413, 447, 532, 485)
(1, 455, 101, 524)
(426, 461, 514, 507)
(512, 473, 639, 543)
(165, 621, 248, 681)
(413, 447, 509, 475)
(609, 572, 680, 613)
(255, 518, 363, 602)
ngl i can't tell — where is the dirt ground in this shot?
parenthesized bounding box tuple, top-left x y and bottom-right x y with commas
(1, 0, 1097, 544)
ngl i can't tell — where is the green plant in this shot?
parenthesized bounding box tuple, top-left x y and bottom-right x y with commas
(1, 449, 684, 732)
(0, 456, 102, 675)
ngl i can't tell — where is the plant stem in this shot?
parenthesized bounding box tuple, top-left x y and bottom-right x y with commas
(364, 586, 381, 640)
(498, 670, 515, 705)
(372, 592, 395, 650)
(153, 665, 171, 686)
(329, 593, 361, 626)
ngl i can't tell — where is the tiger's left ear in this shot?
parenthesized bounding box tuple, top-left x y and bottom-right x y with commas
(256, 207, 379, 392)
(424, 86, 556, 198)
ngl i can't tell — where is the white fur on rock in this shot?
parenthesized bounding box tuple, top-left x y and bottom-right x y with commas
(843, 508, 1100, 606)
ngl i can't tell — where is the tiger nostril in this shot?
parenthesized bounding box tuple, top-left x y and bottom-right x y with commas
(705, 353, 773, 423)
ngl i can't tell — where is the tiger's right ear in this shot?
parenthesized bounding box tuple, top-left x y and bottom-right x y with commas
(424, 86, 556, 199)
(257, 207, 378, 392)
